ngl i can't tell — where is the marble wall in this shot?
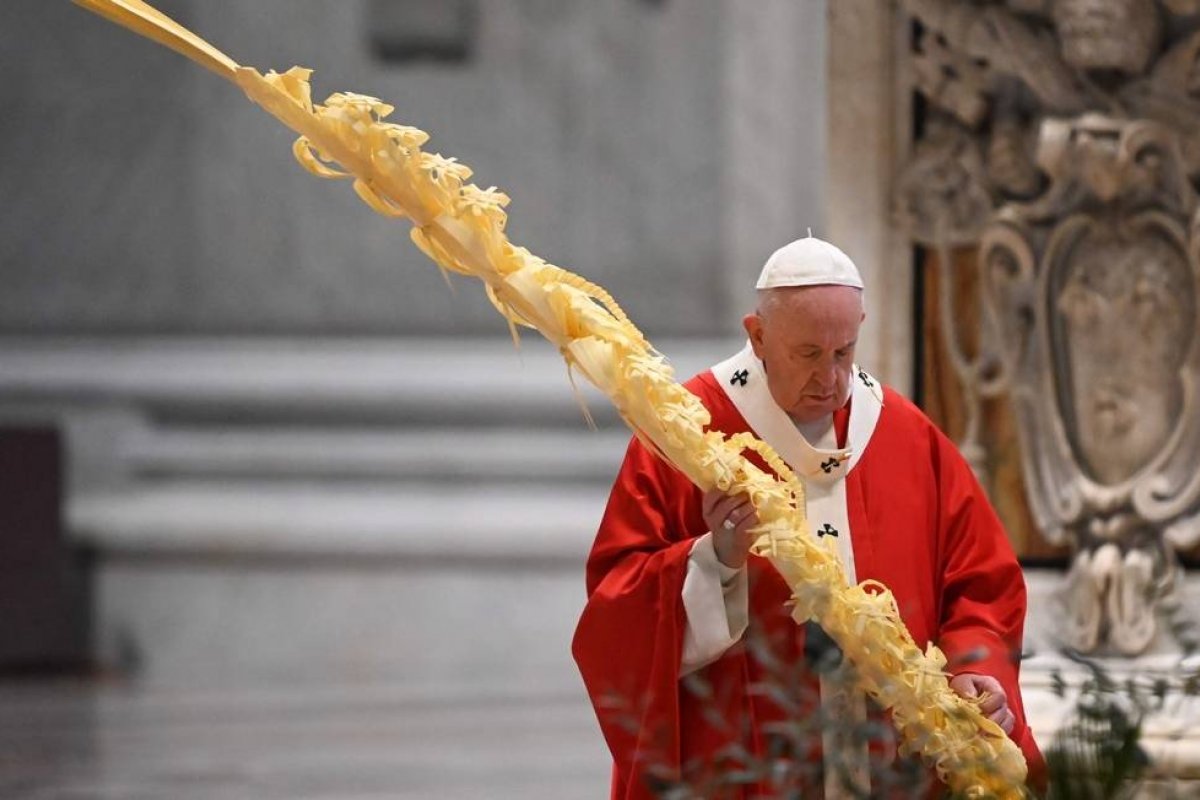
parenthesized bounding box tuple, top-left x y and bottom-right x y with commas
(3, 0, 828, 338)
(1, 0, 831, 692)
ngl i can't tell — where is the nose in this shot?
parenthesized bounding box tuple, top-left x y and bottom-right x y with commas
(817, 353, 838, 387)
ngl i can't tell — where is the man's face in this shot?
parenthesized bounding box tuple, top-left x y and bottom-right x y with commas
(742, 285, 865, 424)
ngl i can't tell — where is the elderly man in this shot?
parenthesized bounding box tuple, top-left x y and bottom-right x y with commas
(572, 237, 1044, 798)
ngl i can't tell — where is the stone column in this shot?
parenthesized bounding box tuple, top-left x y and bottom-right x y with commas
(720, 0, 828, 334)
(826, 0, 913, 393)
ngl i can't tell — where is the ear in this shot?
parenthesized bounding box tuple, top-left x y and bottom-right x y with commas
(743, 313, 766, 359)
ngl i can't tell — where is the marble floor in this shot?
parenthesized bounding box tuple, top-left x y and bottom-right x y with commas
(0, 680, 611, 799)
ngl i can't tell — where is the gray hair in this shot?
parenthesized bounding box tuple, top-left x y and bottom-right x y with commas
(754, 285, 864, 319)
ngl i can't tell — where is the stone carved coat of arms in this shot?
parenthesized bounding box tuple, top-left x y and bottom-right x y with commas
(897, 0, 1200, 655)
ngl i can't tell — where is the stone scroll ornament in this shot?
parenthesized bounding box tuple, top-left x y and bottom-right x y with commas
(897, 0, 1200, 657)
(74, 1, 1027, 794)
(895, 0, 1189, 478)
(978, 116, 1200, 656)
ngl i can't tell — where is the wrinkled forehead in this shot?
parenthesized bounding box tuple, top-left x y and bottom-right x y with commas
(756, 285, 864, 345)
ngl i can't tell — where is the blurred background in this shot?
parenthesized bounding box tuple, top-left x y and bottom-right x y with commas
(1, 1, 827, 797)
(3, 0, 1200, 797)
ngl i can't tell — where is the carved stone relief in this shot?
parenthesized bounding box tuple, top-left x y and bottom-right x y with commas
(980, 118, 1200, 655)
(897, 0, 1200, 654)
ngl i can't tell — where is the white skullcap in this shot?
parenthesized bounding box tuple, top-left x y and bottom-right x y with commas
(755, 235, 863, 290)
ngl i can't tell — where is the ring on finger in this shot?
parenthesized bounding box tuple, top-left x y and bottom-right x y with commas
(721, 515, 736, 531)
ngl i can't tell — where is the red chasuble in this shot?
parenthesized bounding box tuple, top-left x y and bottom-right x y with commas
(572, 359, 1045, 799)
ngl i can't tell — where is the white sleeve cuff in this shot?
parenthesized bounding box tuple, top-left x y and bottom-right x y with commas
(680, 532, 749, 677)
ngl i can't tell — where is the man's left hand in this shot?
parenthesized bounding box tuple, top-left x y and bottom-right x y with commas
(949, 673, 1015, 735)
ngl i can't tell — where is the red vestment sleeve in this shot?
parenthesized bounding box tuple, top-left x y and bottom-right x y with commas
(931, 425, 1048, 790)
(572, 434, 700, 799)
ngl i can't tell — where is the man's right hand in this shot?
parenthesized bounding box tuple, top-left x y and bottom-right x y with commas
(701, 489, 760, 569)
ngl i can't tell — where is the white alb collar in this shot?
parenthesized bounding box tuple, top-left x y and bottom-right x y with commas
(710, 342, 884, 484)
